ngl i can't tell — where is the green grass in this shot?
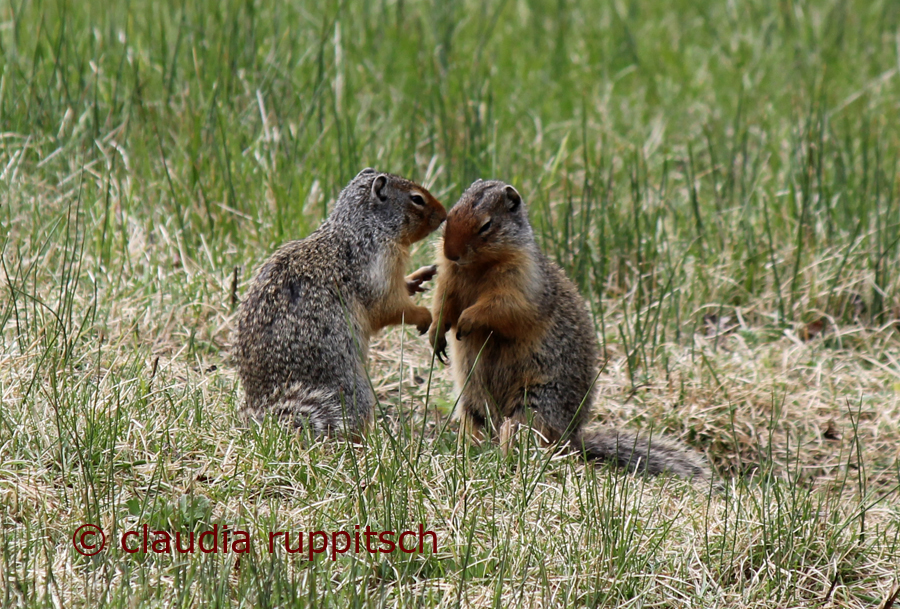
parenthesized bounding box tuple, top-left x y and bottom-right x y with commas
(2, 0, 900, 606)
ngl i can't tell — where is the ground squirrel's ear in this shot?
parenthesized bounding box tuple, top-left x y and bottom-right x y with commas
(372, 174, 389, 202)
(504, 185, 522, 212)
(357, 167, 377, 177)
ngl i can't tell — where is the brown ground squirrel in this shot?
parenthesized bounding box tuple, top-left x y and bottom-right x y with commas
(235, 168, 446, 436)
(428, 179, 709, 479)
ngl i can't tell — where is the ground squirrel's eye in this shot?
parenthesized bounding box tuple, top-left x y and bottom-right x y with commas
(478, 219, 492, 234)
(410, 194, 426, 207)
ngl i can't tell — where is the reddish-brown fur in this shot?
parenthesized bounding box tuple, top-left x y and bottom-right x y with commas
(427, 179, 710, 479)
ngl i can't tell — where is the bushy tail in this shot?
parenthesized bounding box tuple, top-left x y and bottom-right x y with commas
(241, 384, 349, 436)
(573, 424, 709, 480)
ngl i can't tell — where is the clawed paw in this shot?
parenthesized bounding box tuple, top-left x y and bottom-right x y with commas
(436, 345, 448, 365)
(456, 316, 475, 340)
(406, 265, 438, 295)
(429, 329, 448, 364)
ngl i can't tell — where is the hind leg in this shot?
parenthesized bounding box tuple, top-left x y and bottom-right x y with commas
(519, 382, 592, 447)
(334, 371, 377, 438)
(498, 416, 516, 456)
(453, 398, 486, 446)
(498, 405, 561, 456)
(499, 409, 531, 456)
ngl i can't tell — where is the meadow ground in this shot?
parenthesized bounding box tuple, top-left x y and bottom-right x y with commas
(1, 0, 899, 606)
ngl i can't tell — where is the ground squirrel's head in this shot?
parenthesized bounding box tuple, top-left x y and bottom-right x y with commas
(339, 168, 446, 245)
(442, 179, 533, 266)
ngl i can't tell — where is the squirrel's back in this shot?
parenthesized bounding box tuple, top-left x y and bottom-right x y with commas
(235, 232, 366, 423)
(235, 168, 446, 435)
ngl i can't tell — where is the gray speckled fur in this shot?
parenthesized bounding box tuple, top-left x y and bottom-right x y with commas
(234, 168, 441, 435)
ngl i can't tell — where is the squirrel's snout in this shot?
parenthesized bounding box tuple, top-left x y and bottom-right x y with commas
(443, 237, 465, 263)
(443, 215, 470, 262)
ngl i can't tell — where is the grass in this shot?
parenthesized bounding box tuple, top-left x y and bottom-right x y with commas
(1, 0, 900, 606)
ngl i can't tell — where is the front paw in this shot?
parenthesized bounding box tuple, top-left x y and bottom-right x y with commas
(406, 265, 438, 295)
(456, 312, 476, 340)
(412, 307, 432, 335)
(428, 325, 449, 364)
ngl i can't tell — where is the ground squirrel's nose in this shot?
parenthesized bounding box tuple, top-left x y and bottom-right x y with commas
(443, 217, 466, 261)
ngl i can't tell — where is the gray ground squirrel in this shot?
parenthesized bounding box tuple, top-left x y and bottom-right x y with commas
(235, 168, 447, 437)
(428, 179, 709, 479)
